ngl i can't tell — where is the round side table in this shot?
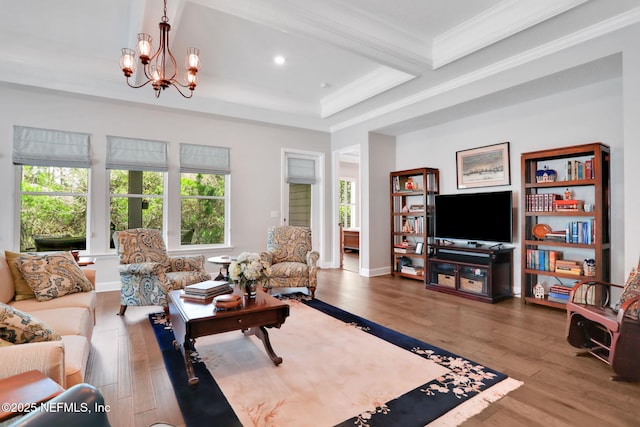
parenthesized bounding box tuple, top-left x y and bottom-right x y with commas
(207, 256, 235, 281)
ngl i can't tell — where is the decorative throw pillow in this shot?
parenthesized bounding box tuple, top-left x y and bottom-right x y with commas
(4, 251, 36, 301)
(614, 268, 640, 320)
(0, 302, 62, 343)
(15, 252, 93, 302)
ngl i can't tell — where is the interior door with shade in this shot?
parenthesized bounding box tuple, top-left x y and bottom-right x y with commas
(281, 151, 322, 254)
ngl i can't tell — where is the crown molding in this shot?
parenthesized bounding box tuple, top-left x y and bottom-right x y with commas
(320, 66, 415, 119)
(331, 6, 640, 133)
(432, 0, 589, 69)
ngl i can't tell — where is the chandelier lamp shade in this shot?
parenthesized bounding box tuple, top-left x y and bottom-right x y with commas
(120, 0, 200, 98)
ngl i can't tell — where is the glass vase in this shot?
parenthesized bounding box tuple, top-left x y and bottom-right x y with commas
(244, 280, 257, 299)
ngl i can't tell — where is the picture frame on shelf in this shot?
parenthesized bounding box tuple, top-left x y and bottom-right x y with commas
(415, 242, 424, 255)
(456, 141, 510, 189)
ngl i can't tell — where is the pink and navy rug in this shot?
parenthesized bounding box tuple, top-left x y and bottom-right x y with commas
(150, 298, 521, 426)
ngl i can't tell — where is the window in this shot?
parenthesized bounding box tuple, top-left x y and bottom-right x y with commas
(286, 155, 315, 227)
(19, 166, 88, 252)
(109, 170, 165, 238)
(288, 183, 311, 227)
(339, 179, 356, 229)
(180, 173, 227, 245)
(180, 144, 230, 245)
(13, 126, 90, 252)
(107, 136, 168, 245)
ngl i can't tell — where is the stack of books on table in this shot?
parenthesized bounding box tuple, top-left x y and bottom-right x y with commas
(548, 285, 572, 303)
(181, 280, 233, 303)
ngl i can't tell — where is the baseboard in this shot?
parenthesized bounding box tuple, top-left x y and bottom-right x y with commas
(95, 281, 121, 293)
(360, 266, 390, 277)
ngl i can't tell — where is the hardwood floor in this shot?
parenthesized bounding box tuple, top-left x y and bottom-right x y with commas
(88, 268, 639, 427)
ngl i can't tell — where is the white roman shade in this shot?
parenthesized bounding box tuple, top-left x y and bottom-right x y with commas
(286, 157, 316, 184)
(180, 143, 230, 174)
(106, 136, 168, 172)
(13, 125, 91, 168)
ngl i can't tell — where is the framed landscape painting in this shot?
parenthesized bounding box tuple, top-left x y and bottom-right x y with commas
(456, 142, 510, 189)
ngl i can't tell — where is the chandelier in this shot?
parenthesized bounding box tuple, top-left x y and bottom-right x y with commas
(120, 0, 200, 98)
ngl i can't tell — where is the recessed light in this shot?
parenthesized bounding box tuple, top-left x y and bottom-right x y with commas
(273, 55, 286, 65)
(319, 81, 329, 88)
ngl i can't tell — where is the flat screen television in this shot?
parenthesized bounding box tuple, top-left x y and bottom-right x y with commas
(434, 190, 513, 243)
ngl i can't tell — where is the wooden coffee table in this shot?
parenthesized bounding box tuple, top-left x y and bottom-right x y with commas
(168, 289, 290, 388)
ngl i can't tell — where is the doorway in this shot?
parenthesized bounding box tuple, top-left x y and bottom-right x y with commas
(337, 148, 360, 273)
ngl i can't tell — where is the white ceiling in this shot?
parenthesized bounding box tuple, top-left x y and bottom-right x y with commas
(0, 0, 638, 133)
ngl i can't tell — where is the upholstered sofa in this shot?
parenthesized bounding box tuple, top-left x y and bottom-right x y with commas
(0, 252, 96, 388)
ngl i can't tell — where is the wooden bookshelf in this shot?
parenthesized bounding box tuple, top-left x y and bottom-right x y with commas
(390, 168, 439, 281)
(520, 143, 611, 308)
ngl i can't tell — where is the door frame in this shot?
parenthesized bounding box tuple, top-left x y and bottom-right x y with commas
(281, 149, 324, 262)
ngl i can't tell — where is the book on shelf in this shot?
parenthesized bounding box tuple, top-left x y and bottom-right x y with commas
(547, 295, 569, 304)
(554, 199, 584, 211)
(549, 285, 572, 295)
(525, 249, 562, 271)
(548, 293, 569, 300)
(401, 265, 423, 275)
(564, 220, 594, 244)
(526, 193, 562, 212)
(565, 158, 595, 181)
(394, 246, 415, 254)
(571, 282, 596, 305)
(544, 230, 567, 242)
(555, 260, 582, 275)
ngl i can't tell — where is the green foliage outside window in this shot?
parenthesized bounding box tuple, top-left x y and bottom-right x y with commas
(20, 167, 227, 252)
(180, 173, 226, 245)
(339, 179, 354, 228)
(20, 166, 87, 252)
(109, 170, 164, 234)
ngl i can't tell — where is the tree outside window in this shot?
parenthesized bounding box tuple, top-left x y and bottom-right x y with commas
(180, 173, 227, 245)
(109, 170, 164, 246)
(19, 166, 88, 252)
(339, 179, 356, 229)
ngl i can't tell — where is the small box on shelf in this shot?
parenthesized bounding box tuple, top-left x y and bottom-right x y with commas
(554, 199, 584, 211)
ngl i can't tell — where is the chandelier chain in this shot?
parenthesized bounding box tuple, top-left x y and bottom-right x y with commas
(162, 0, 168, 23)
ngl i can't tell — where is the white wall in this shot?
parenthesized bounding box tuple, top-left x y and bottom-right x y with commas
(395, 77, 625, 293)
(0, 84, 331, 291)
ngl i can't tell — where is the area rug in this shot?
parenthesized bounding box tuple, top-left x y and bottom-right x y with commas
(150, 298, 522, 426)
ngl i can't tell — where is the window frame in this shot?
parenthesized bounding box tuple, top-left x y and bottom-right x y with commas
(16, 165, 90, 253)
(339, 178, 357, 229)
(107, 169, 167, 249)
(179, 171, 230, 247)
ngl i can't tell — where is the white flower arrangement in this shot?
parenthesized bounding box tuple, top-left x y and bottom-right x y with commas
(229, 252, 264, 289)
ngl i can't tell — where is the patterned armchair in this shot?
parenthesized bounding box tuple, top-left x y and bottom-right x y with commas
(113, 228, 211, 315)
(259, 226, 320, 298)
